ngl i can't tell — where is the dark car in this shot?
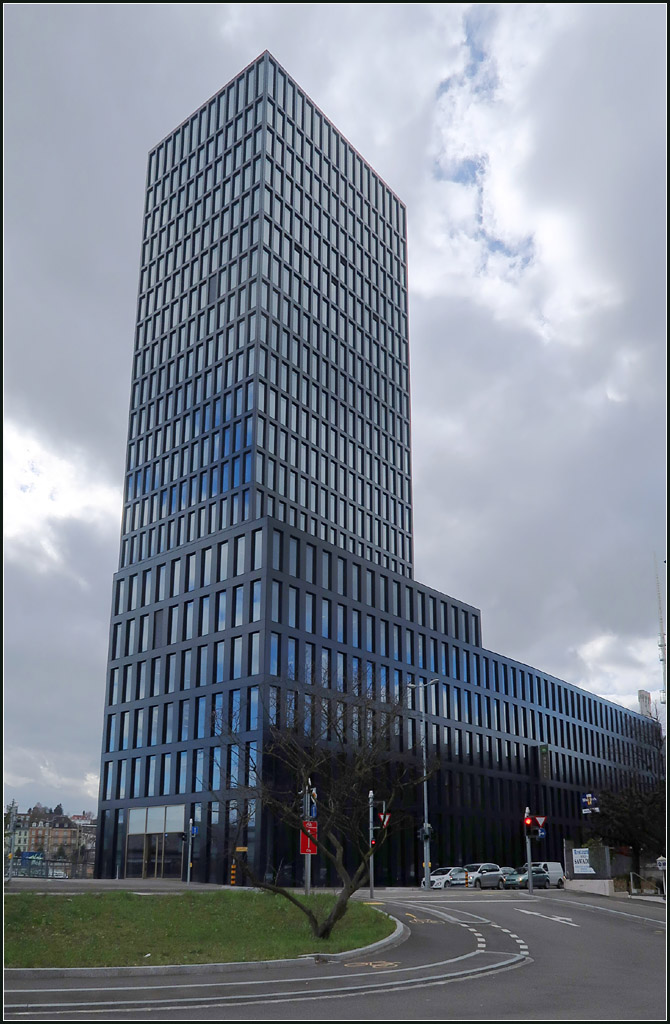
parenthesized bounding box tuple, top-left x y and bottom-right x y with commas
(500, 866, 518, 889)
(515, 866, 551, 890)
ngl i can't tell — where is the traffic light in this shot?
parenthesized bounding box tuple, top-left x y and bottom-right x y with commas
(523, 815, 533, 829)
(178, 832, 187, 842)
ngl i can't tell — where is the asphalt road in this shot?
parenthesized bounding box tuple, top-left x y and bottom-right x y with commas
(4, 885, 666, 1021)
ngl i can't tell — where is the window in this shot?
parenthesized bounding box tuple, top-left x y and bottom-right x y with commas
(270, 633, 280, 676)
(233, 585, 245, 626)
(248, 685, 259, 729)
(232, 637, 243, 679)
(251, 580, 262, 621)
(288, 585, 298, 627)
(271, 581, 281, 622)
(321, 598, 331, 638)
(305, 592, 315, 633)
(183, 600, 194, 640)
(234, 535, 245, 575)
(250, 632, 260, 675)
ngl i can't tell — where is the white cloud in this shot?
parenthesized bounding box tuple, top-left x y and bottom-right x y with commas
(409, 3, 624, 352)
(38, 761, 100, 801)
(572, 632, 666, 726)
(3, 419, 121, 573)
(3, 747, 100, 809)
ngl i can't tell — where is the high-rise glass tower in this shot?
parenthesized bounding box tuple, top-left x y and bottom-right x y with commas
(96, 52, 661, 883)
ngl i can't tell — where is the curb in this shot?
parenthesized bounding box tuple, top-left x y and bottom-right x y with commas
(3, 911, 409, 980)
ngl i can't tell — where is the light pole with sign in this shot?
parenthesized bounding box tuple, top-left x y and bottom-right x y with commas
(408, 678, 438, 891)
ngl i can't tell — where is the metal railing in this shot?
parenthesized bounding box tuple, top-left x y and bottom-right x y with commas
(629, 871, 661, 895)
(4, 858, 94, 880)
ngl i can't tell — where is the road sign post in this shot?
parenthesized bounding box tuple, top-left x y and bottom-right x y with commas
(302, 778, 317, 897)
(300, 820, 318, 855)
(187, 817, 193, 884)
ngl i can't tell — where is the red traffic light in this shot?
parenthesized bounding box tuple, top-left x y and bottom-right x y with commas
(523, 816, 533, 827)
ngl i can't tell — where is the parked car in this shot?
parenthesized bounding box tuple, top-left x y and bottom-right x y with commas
(420, 866, 455, 888)
(441, 866, 467, 888)
(500, 866, 518, 889)
(516, 866, 551, 889)
(525, 861, 566, 888)
(463, 863, 504, 889)
(429, 866, 457, 889)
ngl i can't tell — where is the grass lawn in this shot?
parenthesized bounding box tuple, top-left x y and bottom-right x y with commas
(4, 890, 396, 968)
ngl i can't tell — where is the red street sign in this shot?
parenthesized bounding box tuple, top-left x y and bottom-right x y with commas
(535, 816, 547, 827)
(300, 820, 317, 855)
(379, 813, 391, 828)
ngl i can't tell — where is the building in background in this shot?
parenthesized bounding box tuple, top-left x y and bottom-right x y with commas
(5, 805, 97, 875)
(96, 52, 663, 883)
(638, 690, 652, 717)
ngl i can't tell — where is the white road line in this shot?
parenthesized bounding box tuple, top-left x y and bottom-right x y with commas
(532, 895, 666, 926)
(516, 909, 578, 927)
(4, 951, 529, 1014)
(4, 951, 491, 995)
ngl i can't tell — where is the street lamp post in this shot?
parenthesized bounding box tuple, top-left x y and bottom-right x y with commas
(410, 678, 439, 891)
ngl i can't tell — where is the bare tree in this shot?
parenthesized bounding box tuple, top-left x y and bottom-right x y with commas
(215, 686, 430, 940)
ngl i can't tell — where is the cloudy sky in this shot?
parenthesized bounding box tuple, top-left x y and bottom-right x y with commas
(4, 4, 666, 815)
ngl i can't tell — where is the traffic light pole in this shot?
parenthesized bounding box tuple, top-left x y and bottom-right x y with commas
(523, 807, 534, 895)
(525, 831, 533, 895)
(368, 789, 375, 900)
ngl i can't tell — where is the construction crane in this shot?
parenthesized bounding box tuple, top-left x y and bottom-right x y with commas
(654, 555, 666, 704)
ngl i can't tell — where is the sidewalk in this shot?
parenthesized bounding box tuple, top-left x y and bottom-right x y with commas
(618, 893, 666, 904)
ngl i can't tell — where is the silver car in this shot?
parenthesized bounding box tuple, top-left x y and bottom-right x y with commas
(463, 862, 504, 889)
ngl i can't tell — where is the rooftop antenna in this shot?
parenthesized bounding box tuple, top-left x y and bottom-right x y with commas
(654, 554, 666, 704)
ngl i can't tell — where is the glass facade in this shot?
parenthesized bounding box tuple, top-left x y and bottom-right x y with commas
(96, 52, 662, 883)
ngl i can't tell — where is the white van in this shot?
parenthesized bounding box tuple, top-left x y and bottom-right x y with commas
(528, 861, 565, 887)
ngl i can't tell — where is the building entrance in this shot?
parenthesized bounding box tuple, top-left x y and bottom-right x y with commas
(125, 804, 186, 879)
(146, 832, 183, 878)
